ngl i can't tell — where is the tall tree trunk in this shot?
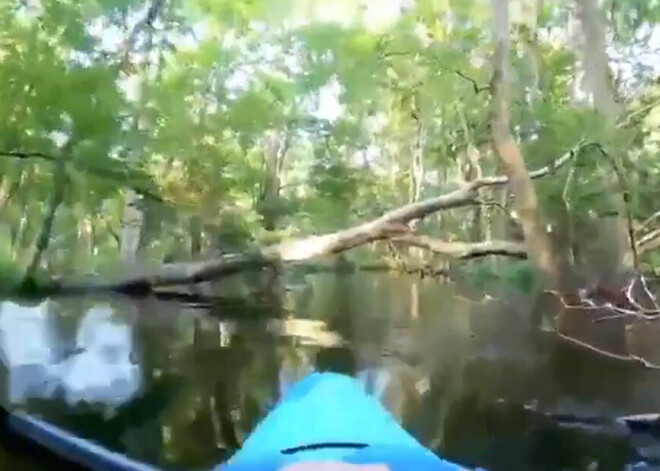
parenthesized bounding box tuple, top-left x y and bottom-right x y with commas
(569, 0, 633, 268)
(517, 0, 544, 109)
(119, 1, 163, 263)
(569, 0, 623, 119)
(490, 0, 559, 284)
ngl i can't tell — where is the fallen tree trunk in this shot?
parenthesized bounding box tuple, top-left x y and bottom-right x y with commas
(45, 144, 585, 294)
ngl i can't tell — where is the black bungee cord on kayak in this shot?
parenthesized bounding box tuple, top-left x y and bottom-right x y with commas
(0, 373, 469, 471)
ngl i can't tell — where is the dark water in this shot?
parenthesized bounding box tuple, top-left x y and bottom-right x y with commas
(1, 272, 659, 471)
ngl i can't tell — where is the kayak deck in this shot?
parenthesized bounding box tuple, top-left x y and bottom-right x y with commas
(219, 372, 465, 470)
(0, 372, 467, 471)
(0, 408, 161, 471)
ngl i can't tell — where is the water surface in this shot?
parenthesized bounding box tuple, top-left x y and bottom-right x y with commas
(0, 272, 659, 470)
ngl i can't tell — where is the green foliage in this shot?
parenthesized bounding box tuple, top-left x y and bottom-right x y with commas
(461, 260, 539, 294)
(506, 261, 539, 295)
(0, 245, 22, 295)
(1, 0, 660, 295)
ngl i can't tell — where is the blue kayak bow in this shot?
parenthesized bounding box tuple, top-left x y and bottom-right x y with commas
(219, 372, 464, 471)
(1, 372, 467, 471)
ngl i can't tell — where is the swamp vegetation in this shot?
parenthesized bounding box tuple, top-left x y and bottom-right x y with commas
(2, 0, 660, 469)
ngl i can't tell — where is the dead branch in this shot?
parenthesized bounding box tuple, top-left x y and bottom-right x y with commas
(545, 278, 660, 322)
(545, 270, 660, 368)
(556, 331, 660, 369)
(625, 272, 659, 312)
(454, 70, 490, 94)
(637, 228, 660, 254)
(480, 140, 590, 187)
(636, 210, 660, 234)
(392, 233, 527, 259)
(638, 271, 659, 309)
(453, 293, 494, 305)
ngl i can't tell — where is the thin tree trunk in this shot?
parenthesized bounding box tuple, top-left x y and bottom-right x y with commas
(457, 108, 485, 243)
(259, 130, 290, 231)
(119, 1, 163, 263)
(22, 159, 67, 283)
(464, 145, 484, 242)
(119, 188, 143, 262)
(407, 104, 426, 261)
(0, 169, 22, 209)
(190, 214, 202, 256)
(409, 281, 419, 320)
(75, 213, 93, 271)
(408, 113, 425, 205)
(90, 215, 98, 257)
(11, 213, 27, 260)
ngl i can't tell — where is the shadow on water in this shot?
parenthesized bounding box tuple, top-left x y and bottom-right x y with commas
(1, 272, 660, 470)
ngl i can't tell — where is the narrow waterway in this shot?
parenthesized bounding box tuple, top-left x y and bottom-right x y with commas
(1, 272, 659, 470)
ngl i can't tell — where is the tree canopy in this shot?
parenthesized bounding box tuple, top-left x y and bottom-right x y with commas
(1, 0, 659, 294)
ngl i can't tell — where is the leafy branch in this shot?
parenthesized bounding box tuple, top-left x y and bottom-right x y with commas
(0, 150, 162, 201)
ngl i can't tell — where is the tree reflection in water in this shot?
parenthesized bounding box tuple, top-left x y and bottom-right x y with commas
(0, 273, 660, 470)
